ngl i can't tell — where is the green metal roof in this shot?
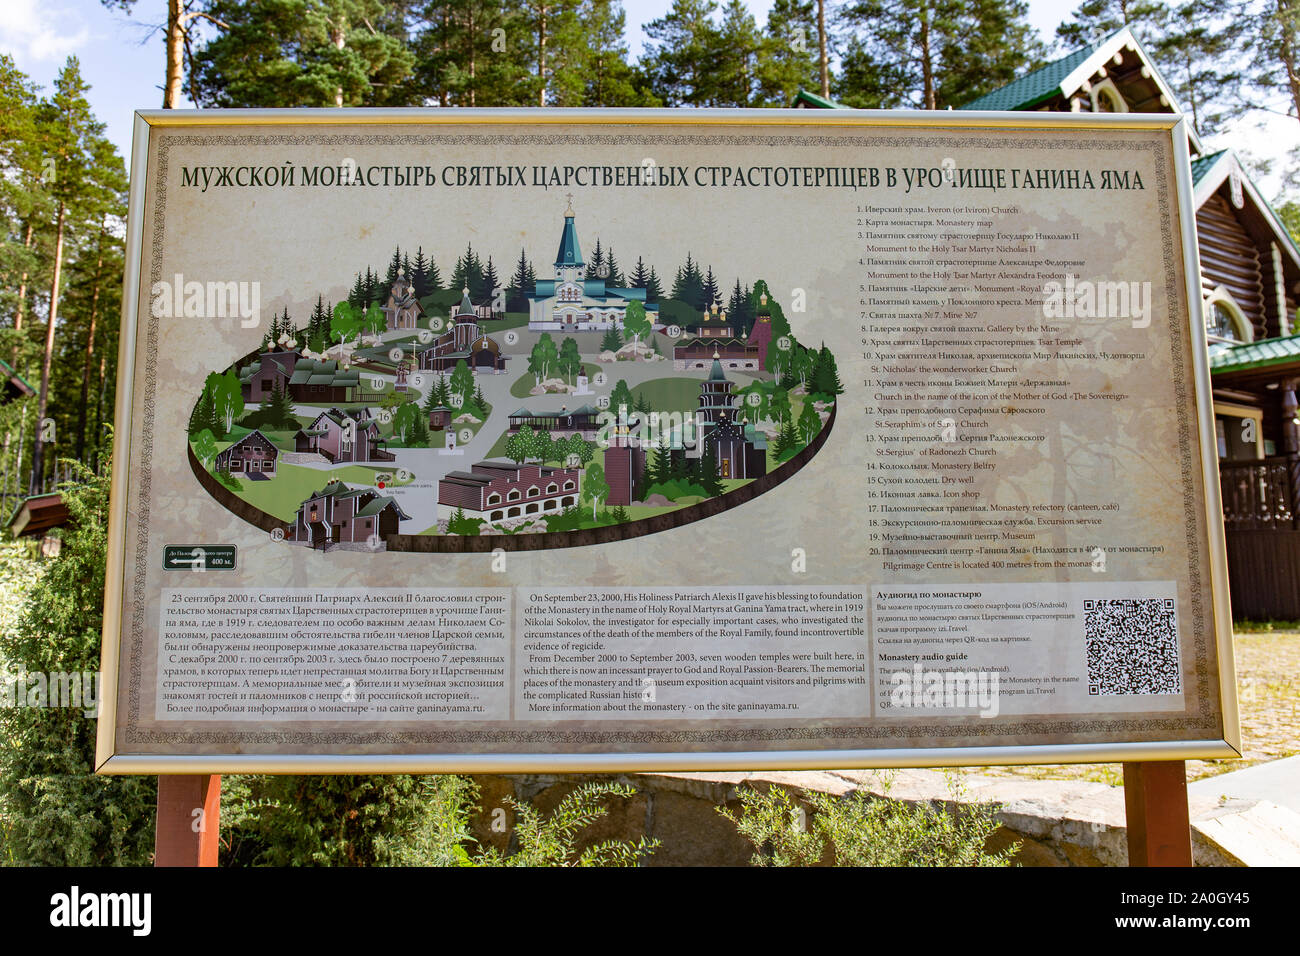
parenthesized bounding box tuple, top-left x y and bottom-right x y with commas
(792, 88, 844, 109)
(1190, 149, 1228, 185)
(1191, 148, 1300, 263)
(961, 35, 1111, 112)
(1208, 334, 1300, 375)
(0, 358, 35, 397)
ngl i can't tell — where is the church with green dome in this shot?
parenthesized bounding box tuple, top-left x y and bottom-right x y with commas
(526, 200, 658, 332)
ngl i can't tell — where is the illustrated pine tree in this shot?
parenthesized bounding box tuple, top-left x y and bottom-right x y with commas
(773, 415, 799, 460)
(605, 246, 623, 287)
(645, 266, 663, 303)
(482, 256, 500, 308)
(811, 345, 844, 398)
(798, 400, 822, 445)
(508, 248, 533, 311)
(630, 256, 650, 290)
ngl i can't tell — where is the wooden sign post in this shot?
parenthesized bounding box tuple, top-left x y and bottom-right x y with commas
(154, 775, 221, 867)
(1123, 761, 1193, 866)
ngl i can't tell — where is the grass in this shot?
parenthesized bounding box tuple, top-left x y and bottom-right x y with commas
(215, 460, 407, 522)
(628, 376, 705, 414)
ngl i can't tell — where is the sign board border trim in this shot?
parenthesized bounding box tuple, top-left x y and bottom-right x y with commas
(95, 107, 1240, 775)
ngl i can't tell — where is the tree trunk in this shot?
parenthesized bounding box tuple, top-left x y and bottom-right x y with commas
(92, 347, 108, 471)
(76, 220, 108, 461)
(468, 8, 477, 107)
(538, 4, 548, 107)
(920, 5, 936, 110)
(1280, 0, 1300, 128)
(165, 0, 184, 108)
(817, 0, 829, 98)
(12, 221, 35, 369)
(31, 200, 65, 494)
(333, 23, 347, 107)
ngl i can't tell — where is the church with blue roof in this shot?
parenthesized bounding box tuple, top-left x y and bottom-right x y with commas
(527, 199, 658, 332)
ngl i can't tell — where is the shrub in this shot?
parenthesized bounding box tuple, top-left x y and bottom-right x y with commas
(220, 774, 430, 866)
(0, 458, 158, 865)
(718, 773, 1018, 867)
(474, 781, 659, 867)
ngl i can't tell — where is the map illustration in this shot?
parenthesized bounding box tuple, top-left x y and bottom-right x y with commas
(186, 203, 841, 551)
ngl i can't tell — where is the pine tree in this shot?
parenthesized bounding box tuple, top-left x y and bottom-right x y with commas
(189, 0, 416, 108)
(508, 247, 533, 311)
(773, 415, 798, 459)
(703, 266, 720, 309)
(188, 388, 216, 437)
(271, 379, 297, 427)
(649, 438, 674, 487)
(409, 414, 430, 447)
(309, 295, 329, 348)
(605, 246, 624, 287)
(645, 266, 663, 303)
(728, 280, 747, 330)
(586, 237, 606, 279)
(464, 243, 486, 300)
(348, 273, 365, 308)
(386, 246, 403, 288)
(696, 447, 724, 496)
(481, 255, 500, 306)
(836, 0, 1044, 109)
(811, 345, 844, 397)
(601, 326, 623, 352)
(363, 267, 378, 306)
(630, 256, 651, 289)
(412, 247, 431, 298)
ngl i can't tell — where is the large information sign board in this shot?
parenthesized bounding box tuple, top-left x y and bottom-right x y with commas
(97, 108, 1239, 773)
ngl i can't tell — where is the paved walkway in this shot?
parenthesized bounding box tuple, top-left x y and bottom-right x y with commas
(1188, 755, 1300, 815)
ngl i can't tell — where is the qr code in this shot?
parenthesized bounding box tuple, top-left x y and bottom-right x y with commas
(1084, 598, 1181, 696)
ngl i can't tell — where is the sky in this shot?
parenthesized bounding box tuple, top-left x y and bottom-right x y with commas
(0, 0, 1293, 199)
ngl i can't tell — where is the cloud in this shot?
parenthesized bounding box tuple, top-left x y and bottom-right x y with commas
(0, 0, 91, 64)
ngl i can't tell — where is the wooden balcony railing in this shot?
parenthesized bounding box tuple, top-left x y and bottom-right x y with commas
(1219, 455, 1300, 530)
